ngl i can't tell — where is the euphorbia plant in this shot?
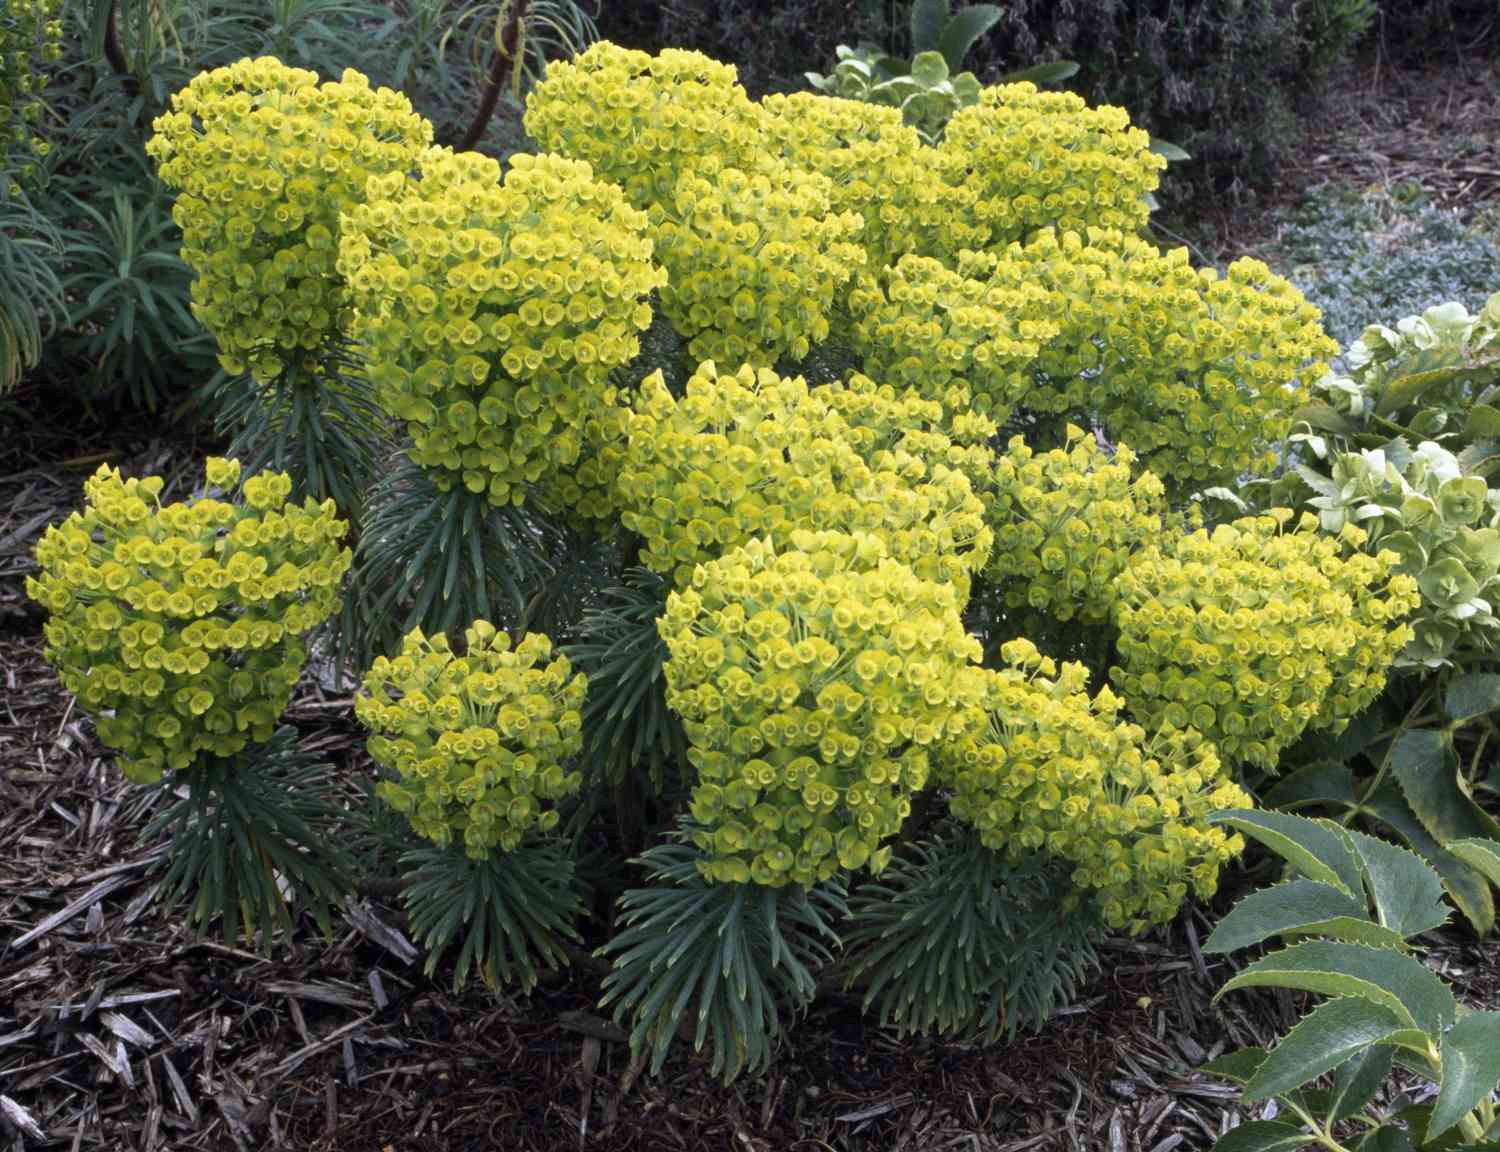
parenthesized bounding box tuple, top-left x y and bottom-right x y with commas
(28, 457, 354, 946)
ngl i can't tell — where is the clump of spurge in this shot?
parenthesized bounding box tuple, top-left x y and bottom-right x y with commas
(29, 457, 349, 783)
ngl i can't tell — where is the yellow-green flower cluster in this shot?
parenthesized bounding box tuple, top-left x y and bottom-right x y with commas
(339, 149, 665, 517)
(984, 427, 1169, 624)
(936, 83, 1164, 258)
(1110, 512, 1421, 772)
(846, 254, 1057, 420)
(937, 639, 1249, 933)
(148, 57, 432, 382)
(757, 91, 952, 269)
(523, 41, 762, 213)
(27, 458, 350, 784)
(357, 621, 587, 858)
(986, 229, 1338, 489)
(1, 0, 62, 188)
(660, 532, 986, 887)
(618, 362, 992, 594)
(654, 161, 865, 365)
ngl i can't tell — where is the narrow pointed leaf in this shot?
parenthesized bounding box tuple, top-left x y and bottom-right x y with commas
(1205, 879, 1386, 954)
(1328, 1046, 1394, 1123)
(936, 4, 1003, 72)
(1201, 1046, 1268, 1085)
(1449, 838, 1500, 887)
(1367, 785, 1495, 935)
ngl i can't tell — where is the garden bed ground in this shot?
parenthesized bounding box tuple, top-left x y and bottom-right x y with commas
(3, 46, 1500, 1152)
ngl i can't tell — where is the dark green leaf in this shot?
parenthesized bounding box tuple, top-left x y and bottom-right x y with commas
(1449, 838, 1500, 887)
(1210, 1120, 1313, 1152)
(909, 0, 950, 53)
(1264, 762, 1361, 813)
(1328, 1046, 1394, 1123)
(1391, 728, 1500, 863)
(1366, 786, 1495, 936)
(1210, 811, 1363, 896)
(1356, 1128, 1415, 1152)
(1201, 1046, 1268, 1085)
(1429, 1012, 1500, 1140)
(1002, 59, 1080, 85)
(1217, 940, 1457, 1039)
(935, 4, 1002, 72)
(1444, 673, 1500, 726)
(1347, 829, 1450, 939)
(1205, 879, 1396, 955)
(1245, 997, 1407, 1101)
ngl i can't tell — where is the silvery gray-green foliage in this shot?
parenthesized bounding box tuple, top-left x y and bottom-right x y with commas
(1204, 810, 1500, 1152)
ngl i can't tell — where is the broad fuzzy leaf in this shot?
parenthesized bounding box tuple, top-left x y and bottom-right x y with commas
(1429, 1011, 1500, 1140)
(1211, 811, 1363, 896)
(1243, 997, 1407, 1101)
(1210, 1120, 1313, 1152)
(936, 4, 1003, 72)
(909, 0, 950, 52)
(1216, 940, 1457, 1039)
(1205, 879, 1396, 954)
(1346, 829, 1450, 939)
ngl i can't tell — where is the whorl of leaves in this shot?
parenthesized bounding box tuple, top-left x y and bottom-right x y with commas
(842, 828, 1102, 1041)
(598, 836, 848, 1083)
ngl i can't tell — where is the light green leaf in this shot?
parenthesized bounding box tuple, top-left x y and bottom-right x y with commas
(909, 50, 950, 86)
(1430, 1012, 1500, 1141)
(1346, 829, 1450, 939)
(1003, 59, 1081, 85)
(1450, 838, 1500, 887)
(935, 4, 1002, 72)
(1468, 404, 1500, 441)
(1211, 1121, 1314, 1152)
(1202, 1046, 1268, 1085)
(1367, 786, 1495, 935)
(909, 0, 951, 53)
(1204, 879, 1396, 955)
(1216, 940, 1457, 1039)
(1328, 1046, 1394, 1123)
(1444, 672, 1500, 726)
(1210, 811, 1363, 896)
(1244, 997, 1408, 1101)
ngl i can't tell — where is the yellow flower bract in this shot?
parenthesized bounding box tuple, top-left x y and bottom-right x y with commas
(938, 639, 1250, 933)
(357, 621, 587, 857)
(27, 457, 350, 783)
(339, 148, 665, 522)
(1110, 512, 1420, 770)
(660, 533, 986, 887)
(149, 57, 432, 382)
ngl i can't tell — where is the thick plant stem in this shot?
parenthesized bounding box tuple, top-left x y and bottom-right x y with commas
(454, 0, 529, 152)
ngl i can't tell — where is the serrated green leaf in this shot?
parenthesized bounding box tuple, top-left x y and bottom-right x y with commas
(1450, 838, 1500, 887)
(936, 4, 1002, 72)
(1245, 997, 1407, 1101)
(1444, 673, 1500, 726)
(1429, 1011, 1500, 1140)
(1217, 941, 1457, 1038)
(1347, 829, 1450, 939)
(1201, 1046, 1269, 1085)
(1264, 762, 1361, 812)
(1367, 786, 1495, 935)
(1205, 879, 1388, 954)
(1211, 1120, 1313, 1152)
(1211, 811, 1363, 896)
(1328, 1045, 1394, 1123)
(1391, 728, 1500, 863)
